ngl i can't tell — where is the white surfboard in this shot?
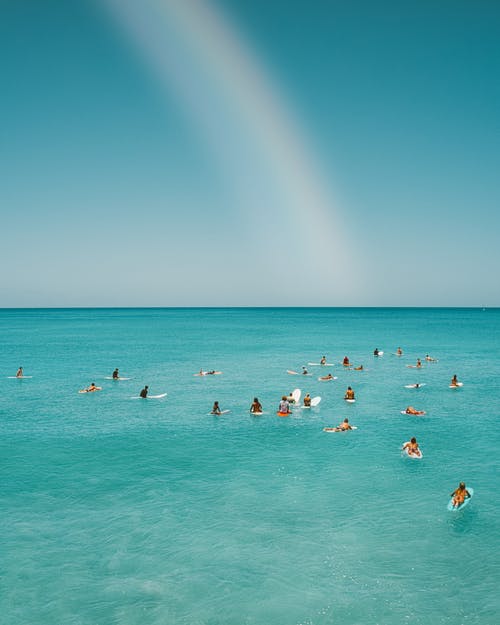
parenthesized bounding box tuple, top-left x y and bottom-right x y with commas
(449, 382, 463, 388)
(209, 409, 230, 415)
(344, 398, 356, 403)
(104, 376, 131, 380)
(308, 362, 334, 366)
(291, 388, 301, 404)
(7, 376, 33, 379)
(374, 351, 384, 356)
(311, 396, 321, 407)
(132, 392, 167, 399)
(405, 383, 426, 388)
(400, 410, 426, 415)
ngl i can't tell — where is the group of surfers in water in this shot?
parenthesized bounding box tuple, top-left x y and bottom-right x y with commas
(16, 355, 471, 506)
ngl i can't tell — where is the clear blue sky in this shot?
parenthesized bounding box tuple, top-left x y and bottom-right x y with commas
(1, 0, 499, 306)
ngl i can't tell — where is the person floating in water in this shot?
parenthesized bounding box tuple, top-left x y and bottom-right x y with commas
(278, 396, 290, 414)
(450, 482, 471, 508)
(139, 385, 148, 398)
(344, 386, 355, 400)
(250, 397, 263, 413)
(402, 437, 422, 457)
(303, 393, 311, 407)
(405, 406, 425, 415)
(211, 401, 222, 415)
(112, 368, 119, 379)
(16, 367, 23, 378)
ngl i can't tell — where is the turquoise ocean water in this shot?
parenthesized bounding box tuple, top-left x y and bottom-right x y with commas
(1, 308, 499, 625)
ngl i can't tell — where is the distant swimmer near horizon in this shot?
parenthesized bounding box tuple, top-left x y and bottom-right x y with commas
(195, 370, 222, 376)
(79, 382, 102, 393)
(139, 385, 148, 398)
(404, 406, 426, 415)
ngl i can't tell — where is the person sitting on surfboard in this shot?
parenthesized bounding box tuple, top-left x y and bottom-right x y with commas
(396, 347, 403, 355)
(250, 397, 263, 413)
(450, 482, 471, 508)
(402, 437, 421, 457)
(425, 354, 436, 362)
(343, 356, 350, 367)
(303, 393, 311, 407)
(416, 358, 422, 368)
(344, 386, 355, 400)
(405, 406, 425, 415)
(211, 401, 222, 415)
(112, 368, 119, 379)
(139, 385, 148, 398)
(16, 367, 23, 378)
(374, 348, 380, 356)
(278, 396, 290, 414)
(302, 366, 309, 375)
(450, 374, 460, 387)
(320, 356, 327, 365)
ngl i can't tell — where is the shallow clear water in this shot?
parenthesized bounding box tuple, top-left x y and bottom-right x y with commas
(1, 308, 499, 624)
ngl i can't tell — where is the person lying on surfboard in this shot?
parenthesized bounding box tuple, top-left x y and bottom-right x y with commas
(324, 418, 353, 432)
(405, 406, 425, 415)
(450, 482, 471, 508)
(320, 373, 334, 380)
(81, 383, 101, 393)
